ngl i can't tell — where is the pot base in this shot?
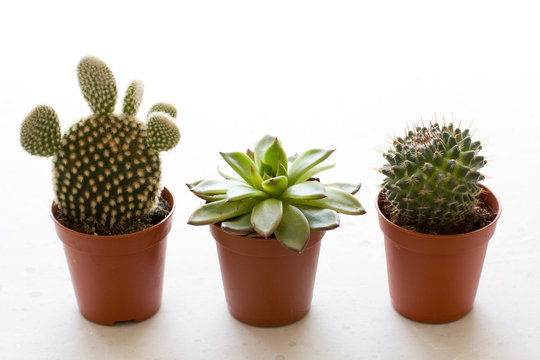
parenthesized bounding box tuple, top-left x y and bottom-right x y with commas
(211, 225, 325, 328)
(80, 308, 160, 326)
(228, 306, 311, 328)
(391, 300, 473, 324)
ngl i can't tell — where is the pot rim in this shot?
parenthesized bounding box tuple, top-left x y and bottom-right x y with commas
(50, 186, 176, 240)
(209, 223, 325, 256)
(375, 183, 501, 240)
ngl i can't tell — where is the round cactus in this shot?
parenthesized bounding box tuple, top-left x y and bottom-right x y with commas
(380, 121, 486, 233)
(21, 56, 180, 233)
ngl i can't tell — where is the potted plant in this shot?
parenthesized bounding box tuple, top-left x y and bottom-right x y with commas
(187, 135, 366, 326)
(20, 56, 180, 325)
(376, 120, 501, 323)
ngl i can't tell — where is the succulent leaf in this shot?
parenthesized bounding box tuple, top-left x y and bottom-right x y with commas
(274, 204, 310, 252)
(217, 163, 244, 181)
(188, 198, 258, 225)
(186, 179, 204, 190)
(226, 185, 269, 201)
(147, 113, 180, 151)
(123, 80, 144, 115)
(20, 105, 61, 157)
(263, 138, 288, 173)
(77, 56, 117, 114)
(287, 153, 299, 163)
(295, 160, 336, 183)
(190, 179, 232, 195)
(189, 180, 231, 201)
(250, 165, 264, 190)
(281, 181, 327, 200)
(295, 205, 340, 231)
(288, 149, 334, 185)
(222, 213, 254, 235)
(259, 162, 274, 178)
(325, 182, 361, 195)
(246, 148, 255, 161)
(261, 176, 288, 197)
(221, 152, 259, 187)
(254, 135, 275, 165)
(277, 162, 288, 177)
(289, 187, 366, 215)
(191, 193, 227, 202)
(251, 198, 283, 237)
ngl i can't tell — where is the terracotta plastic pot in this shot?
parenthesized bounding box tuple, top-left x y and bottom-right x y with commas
(51, 188, 175, 325)
(210, 224, 325, 327)
(376, 184, 501, 323)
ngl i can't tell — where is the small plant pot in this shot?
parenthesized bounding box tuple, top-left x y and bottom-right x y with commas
(51, 188, 175, 326)
(210, 224, 325, 327)
(376, 184, 501, 323)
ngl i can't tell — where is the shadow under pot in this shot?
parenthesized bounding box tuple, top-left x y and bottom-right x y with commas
(51, 187, 175, 326)
(376, 184, 501, 324)
(210, 224, 325, 327)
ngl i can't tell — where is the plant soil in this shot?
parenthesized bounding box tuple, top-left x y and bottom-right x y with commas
(380, 193, 495, 235)
(55, 195, 171, 236)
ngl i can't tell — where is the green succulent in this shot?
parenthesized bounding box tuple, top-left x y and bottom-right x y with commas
(20, 56, 180, 233)
(380, 120, 486, 234)
(188, 135, 366, 252)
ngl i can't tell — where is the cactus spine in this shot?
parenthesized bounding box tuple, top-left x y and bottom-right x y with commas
(380, 120, 486, 234)
(20, 56, 180, 233)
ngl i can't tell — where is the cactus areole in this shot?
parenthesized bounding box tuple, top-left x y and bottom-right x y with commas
(380, 120, 494, 235)
(20, 56, 180, 235)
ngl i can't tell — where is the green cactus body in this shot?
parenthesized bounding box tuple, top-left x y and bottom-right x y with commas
(53, 114, 161, 228)
(21, 56, 180, 233)
(381, 122, 486, 233)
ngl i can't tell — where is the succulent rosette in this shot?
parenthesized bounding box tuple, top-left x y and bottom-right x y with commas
(188, 135, 365, 252)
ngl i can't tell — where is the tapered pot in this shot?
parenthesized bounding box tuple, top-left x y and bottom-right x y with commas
(51, 188, 175, 326)
(210, 224, 325, 327)
(376, 184, 501, 323)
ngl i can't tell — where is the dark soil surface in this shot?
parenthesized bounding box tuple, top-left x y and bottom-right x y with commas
(380, 194, 496, 235)
(55, 195, 171, 236)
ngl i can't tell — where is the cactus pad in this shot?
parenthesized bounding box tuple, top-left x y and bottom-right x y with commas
(123, 80, 144, 115)
(148, 102, 177, 119)
(20, 105, 61, 157)
(147, 112, 181, 151)
(77, 56, 118, 114)
(21, 56, 180, 234)
(53, 114, 161, 228)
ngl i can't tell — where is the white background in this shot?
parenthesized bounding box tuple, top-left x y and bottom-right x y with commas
(1, 0, 539, 359)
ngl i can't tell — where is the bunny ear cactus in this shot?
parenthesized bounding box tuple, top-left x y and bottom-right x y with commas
(380, 120, 486, 234)
(20, 56, 180, 234)
(188, 135, 366, 252)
